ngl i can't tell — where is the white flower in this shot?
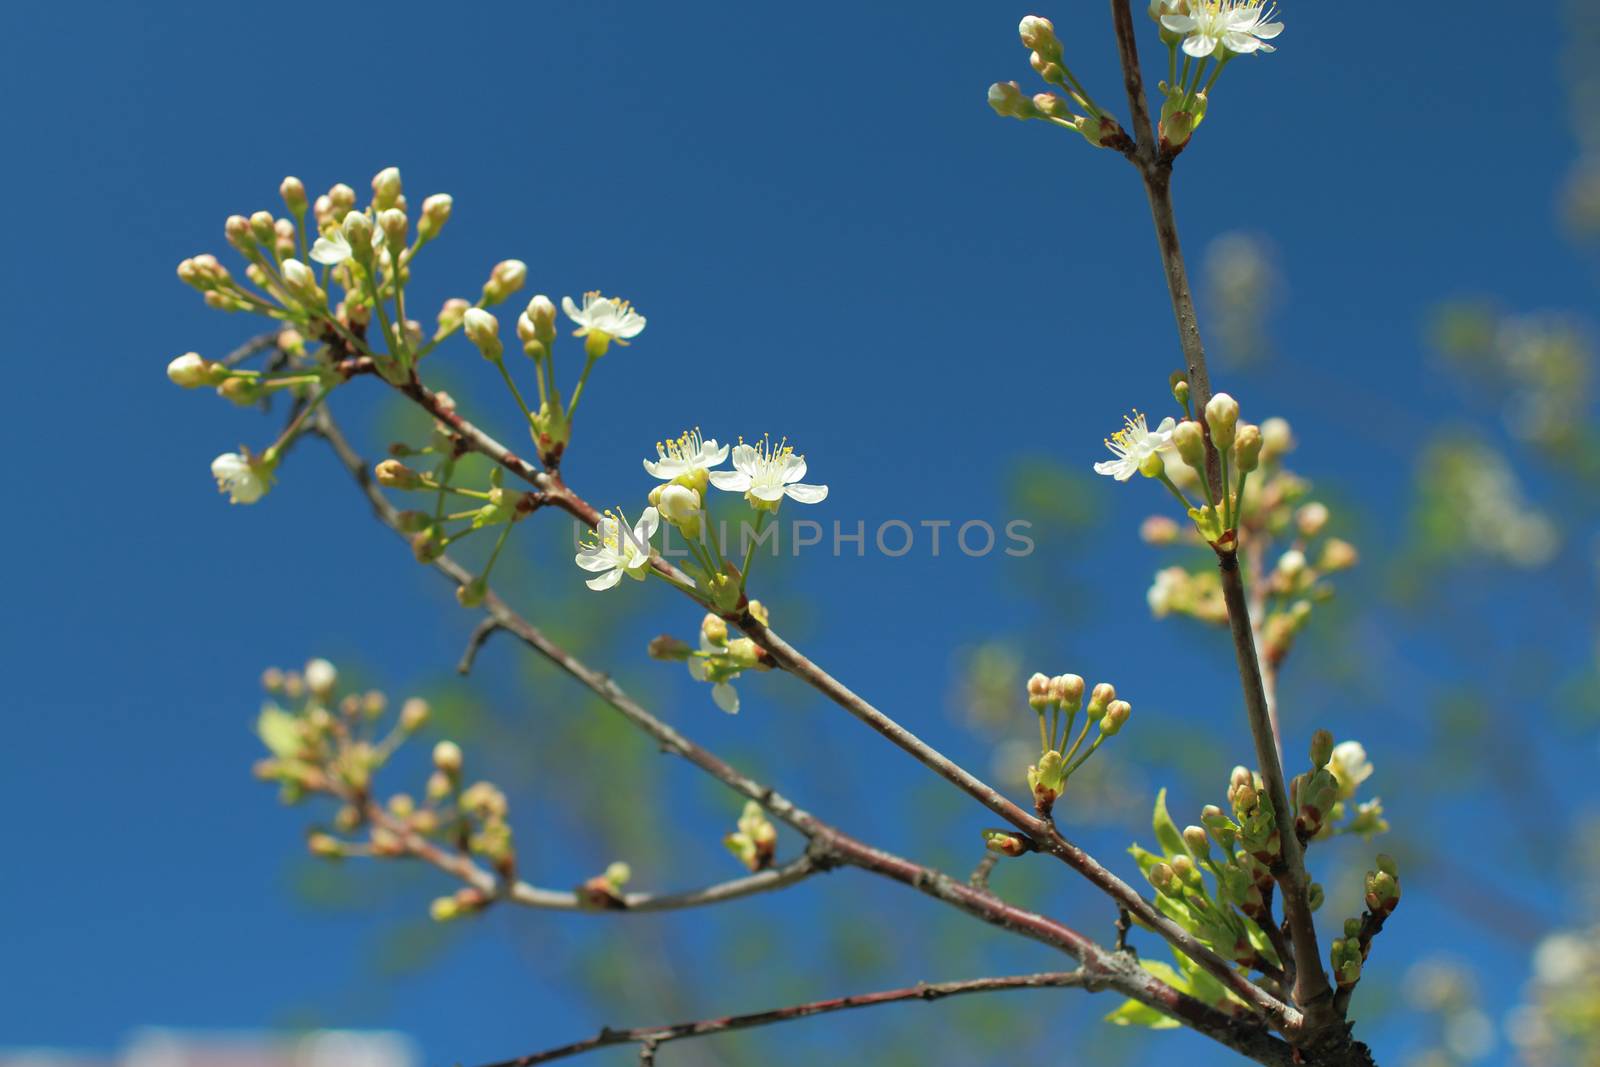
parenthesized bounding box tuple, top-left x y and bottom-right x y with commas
(211, 452, 270, 505)
(562, 291, 647, 343)
(709, 436, 829, 508)
(304, 658, 338, 697)
(1325, 741, 1373, 799)
(574, 507, 659, 590)
(1161, 1, 1283, 58)
(644, 428, 730, 482)
(1148, 566, 1186, 618)
(1093, 412, 1177, 481)
(310, 229, 352, 265)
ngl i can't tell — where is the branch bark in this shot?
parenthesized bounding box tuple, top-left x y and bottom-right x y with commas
(1106, 0, 1337, 1041)
(472, 972, 1094, 1067)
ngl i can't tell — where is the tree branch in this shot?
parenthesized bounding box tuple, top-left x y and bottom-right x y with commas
(309, 408, 1294, 1065)
(472, 972, 1094, 1067)
(1107, 0, 1335, 1037)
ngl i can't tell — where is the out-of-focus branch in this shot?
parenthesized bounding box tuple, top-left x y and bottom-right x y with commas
(471, 972, 1094, 1067)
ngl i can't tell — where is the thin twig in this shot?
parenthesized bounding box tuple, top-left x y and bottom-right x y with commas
(472, 972, 1092, 1067)
(458, 617, 505, 675)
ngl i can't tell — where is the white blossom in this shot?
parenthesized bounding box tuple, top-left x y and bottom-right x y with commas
(644, 429, 730, 483)
(211, 452, 270, 505)
(574, 507, 659, 590)
(1093, 412, 1177, 481)
(1161, 1, 1283, 58)
(709, 436, 828, 508)
(1325, 740, 1373, 799)
(310, 229, 352, 266)
(562, 291, 647, 343)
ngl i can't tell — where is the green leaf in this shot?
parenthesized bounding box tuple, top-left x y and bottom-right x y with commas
(1104, 998, 1180, 1029)
(1152, 788, 1187, 859)
(257, 705, 302, 759)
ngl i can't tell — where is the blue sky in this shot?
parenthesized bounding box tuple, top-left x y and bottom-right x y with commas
(2, 1, 1591, 1064)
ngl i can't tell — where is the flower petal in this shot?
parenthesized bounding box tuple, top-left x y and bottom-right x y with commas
(784, 482, 829, 504)
(585, 569, 623, 591)
(712, 682, 740, 714)
(709, 470, 752, 493)
(779, 454, 808, 484)
(575, 548, 616, 572)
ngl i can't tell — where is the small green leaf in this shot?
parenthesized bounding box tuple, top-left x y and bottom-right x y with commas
(257, 705, 302, 759)
(1104, 998, 1180, 1029)
(1152, 787, 1187, 858)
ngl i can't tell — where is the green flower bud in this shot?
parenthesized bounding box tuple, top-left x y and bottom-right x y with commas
(983, 829, 1030, 857)
(1018, 15, 1062, 62)
(1309, 729, 1334, 769)
(1027, 671, 1052, 711)
(1183, 825, 1211, 859)
(1138, 449, 1166, 479)
(372, 166, 403, 210)
(1170, 371, 1190, 409)
(432, 740, 463, 775)
(1172, 419, 1206, 469)
(462, 307, 504, 361)
(1234, 423, 1262, 472)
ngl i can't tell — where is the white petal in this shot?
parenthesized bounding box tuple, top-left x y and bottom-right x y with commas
(779, 454, 808, 484)
(712, 682, 740, 714)
(709, 470, 752, 493)
(644, 456, 686, 479)
(1182, 34, 1218, 57)
(783, 483, 829, 504)
(749, 482, 787, 502)
(585, 569, 623, 591)
(1223, 32, 1261, 53)
(561, 296, 583, 323)
(1255, 21, 1284, 39)
(701, 442, 730, 466)
(1161, 14, 1196, 31)
(310, 236, 350, 265)
(634, 507, 660, 542)
(730, 444, 757, 475)
(576, 549, 616, 572)
(687, 658, 709, 681)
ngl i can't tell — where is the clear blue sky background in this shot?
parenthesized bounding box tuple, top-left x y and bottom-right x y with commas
(2, 1, 1592, 1064)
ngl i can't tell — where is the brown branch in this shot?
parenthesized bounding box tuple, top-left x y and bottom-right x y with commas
(1107, 0, 1334, 1037)
(309, 408, 1294, 1065)
(458, 617, 505, 675)
(473, 972, 1094, 1067)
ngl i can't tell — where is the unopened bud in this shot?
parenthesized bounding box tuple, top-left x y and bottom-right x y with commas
(1138, 450, 1165, 479)
(372, 166, 403, 210)
(280, 176, 308, 215)
(1173, 419, 1206, 469)
(1170, 371, 1191, 408)
(1148, 861, 1181, 898)
(419, 193, 453, 241)
(225, 214, 254, 250)
(1234, 423, 1262, 473)
(432, 740, 463, 775)
(400, 697, 430, 731)
(456, 577, 487, 608)
(375, 459, 423, 489)
(308, 833, 344, 859)
(1141, 515, 1181, 544)
(701, 614, 729, 646)
(462, 308, 503, 360)
(1183, 825, 1211, 858)
(1260, 417, 1293, 461)
(167, 352, 218, 388)
(249, 210, 276, 243)
(482, 259, 528, 306)
(1309, 729, 1334, 768)
(1018, 15, 1062, 62)
(341, 211, 375, 261)
(1100, 699, 1131, 735)
(1032, 92, 1071, 119)
(377, 207, 407, 246)
(1296, 502, 1330, 537)
(304, 658, 338, 698)
(983, 829, 1030, 857)
(648, 635, 693, 660)
(1319, 538, 1359, 572)
(987, 81, 1039, 120)
(1026, 671, 1052, 711)
(1205, 393, 1240, 451)
(1049, 673, 1085, 711)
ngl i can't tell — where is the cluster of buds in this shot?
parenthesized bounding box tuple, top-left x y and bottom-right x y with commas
(1138, 405, 1359, 668)
(1290, 732, 1386, 841)
(578, 862, 634, 910)
(1021, 672, 1130, 816)
(251, 658, 524, 920)
(1131, 786, 1284, 969)
(724, 801, 778, 872)
(987, 17, 1130, 150)
(1330, 854, 1400, 988)
(371, 414, 539, 604)
(650, 606, 774, 714)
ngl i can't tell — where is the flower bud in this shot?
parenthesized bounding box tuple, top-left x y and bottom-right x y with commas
(1276, 549, 1306, 580)
(987, 81, 1040, 120)
(1233, 423, 1262, 473)
(432, 740, 463, 775)
(1100, 699, 1131, 735)
(648, 635, 693, 660)
(418, 193, 453, 241)
(437, 297, 470, 333)
(701, 614, 729, 646)
(658, 484, 703, 537)
(1018, 15, 1062, 62)
(1170, 854, 1200, 886)
(462, 308, 503, 361)
(1172, 419, 1206, 469)
(1309, 729, 1334, 769)
(372, 166, 403, 210)
(1027, 672, 1052, 711)
(280, 176, 308, 215)
(1296, 502, 1329, 538)
(341, 211, 375, 262)
(1138, 449, 1166, 479)
(1205, 393, 1239, 451)
(375, 459, 423, 489)
(482, 259, 528, 306)
(304, 658, 338, 699)
(456, 577, 487, 608)
(1170, 370, 1190, 408)
(1183, 825, 1211, 859)
(983, 829, 1030, 857)
(1049, 673, 1085, 711)
(1086, 682, 1115, 721)
(377, 207, 408, 245)
(281, 257, 316, 294)
(1318, 538, 1359, 572)
(1032, 92, 1071, 120)
(225, 214, 254, 250)
(400, 697, 430, 731)
(167, 352, 218, 388)
(1141, 515, 1180, 544)
(1148, 861, 1181, 898)
(1260, 417, 1293, 461)
(249, 210, 277, 243)
(308, 833, 344, 859)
